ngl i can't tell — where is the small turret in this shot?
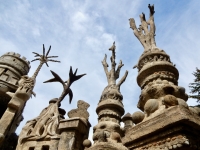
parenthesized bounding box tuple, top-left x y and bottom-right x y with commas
(0, 52, 30, 93)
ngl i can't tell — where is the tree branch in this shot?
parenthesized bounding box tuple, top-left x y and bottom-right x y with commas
(140, 13, 149, 35)
(117, 70, 128, 87)
(102, 54, 110, 81)
(115, 60, 124, 80)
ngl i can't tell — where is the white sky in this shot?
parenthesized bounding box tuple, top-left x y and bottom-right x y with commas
(0, 0, 200, 141)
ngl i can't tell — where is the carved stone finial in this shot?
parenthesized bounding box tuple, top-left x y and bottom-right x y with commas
(129, 4, 156, 51)
(129, 5, 188, 121)
(88, 42, 128, 150)
(68, 100, 90, 119)
(109, 41, 116, 52)
(101, 42, 128, 101)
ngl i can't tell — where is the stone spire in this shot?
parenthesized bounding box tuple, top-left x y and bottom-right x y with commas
(129, 4, 188, 121)
(85, 42, 128, 150)
(98, 42, 128, 123)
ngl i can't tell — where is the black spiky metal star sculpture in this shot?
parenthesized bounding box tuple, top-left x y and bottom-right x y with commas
(44, 67, 86, 105)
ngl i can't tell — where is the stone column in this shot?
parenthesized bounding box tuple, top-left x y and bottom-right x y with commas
(0, 107, 16, 142)
(122, 113, 133, 132)
(58, 118, 91, 150)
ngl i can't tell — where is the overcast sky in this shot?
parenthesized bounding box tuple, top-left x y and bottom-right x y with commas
(0, 0, 200, 141)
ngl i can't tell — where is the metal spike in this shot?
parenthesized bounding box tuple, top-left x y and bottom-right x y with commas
(45, 62, 49, 67)
(46, 45, 51, 57)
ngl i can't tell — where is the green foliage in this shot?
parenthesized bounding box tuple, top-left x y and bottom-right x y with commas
(189, 68, 200, 102)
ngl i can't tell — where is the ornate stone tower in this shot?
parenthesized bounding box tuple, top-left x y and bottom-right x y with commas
(122, 4, 200, 150)
(0, 52, 30, 149)
(84, 42, 128, 150)
(0, 52, 30, 119)
(0, 45, 60, 149)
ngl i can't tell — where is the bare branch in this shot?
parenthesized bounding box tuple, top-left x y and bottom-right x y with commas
(147, 4, 156, 47)
(45, 62, 49, 67)
(109, 41, 116, 51)
(140, 13, 149, 35)
(31, 58, 40, 62)
(129, 18, 137, 30)
(47, 59, 61, 63)
(102, 54, 109, 73)
(115, 60, 124, 79)
(102, 54, 110, 83)
(32, 52, 40, 57)
(43, 44, 45, 57)
(148, 4, 155, 16)
(129, 18, 141, 41)
(109, 42, 116, 82)
(46, 45, 51, 57)
(130, 4, 157, 51)
(117, 70, 128, 87)
(47, 56, 58, 58)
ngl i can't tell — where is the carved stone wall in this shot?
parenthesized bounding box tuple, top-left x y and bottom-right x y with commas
(122, 106, 200, 150)
(0, 52, 30, 149)
(16, 100, 91, 150)
(0, 52, 30, 118)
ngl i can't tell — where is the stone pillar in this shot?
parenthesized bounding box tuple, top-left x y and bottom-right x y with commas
(0, 75, 33, 145)
(0, 52, 30, 118)
(122, 113, 133, 132)
(0, 52, 30, 146)
(58, 118, 91, 150)
(0, 107, 16, 142)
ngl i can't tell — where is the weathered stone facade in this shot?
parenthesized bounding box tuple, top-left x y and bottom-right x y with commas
(121, 4, 200, 150)
(16, 100, 90, 150)
(0, 52, 30, 149)
(0, 4, 200, 150)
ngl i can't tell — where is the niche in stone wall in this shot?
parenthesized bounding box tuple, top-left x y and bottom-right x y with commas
(42, 145, 49, 150)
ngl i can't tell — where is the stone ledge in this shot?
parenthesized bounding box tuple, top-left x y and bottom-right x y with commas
(86, 141, 128, 150)
(59, 117, 90, 134)
(122, 106, 200, 148)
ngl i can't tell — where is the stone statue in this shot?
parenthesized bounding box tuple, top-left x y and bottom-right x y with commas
(68, 100, 90, 120)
